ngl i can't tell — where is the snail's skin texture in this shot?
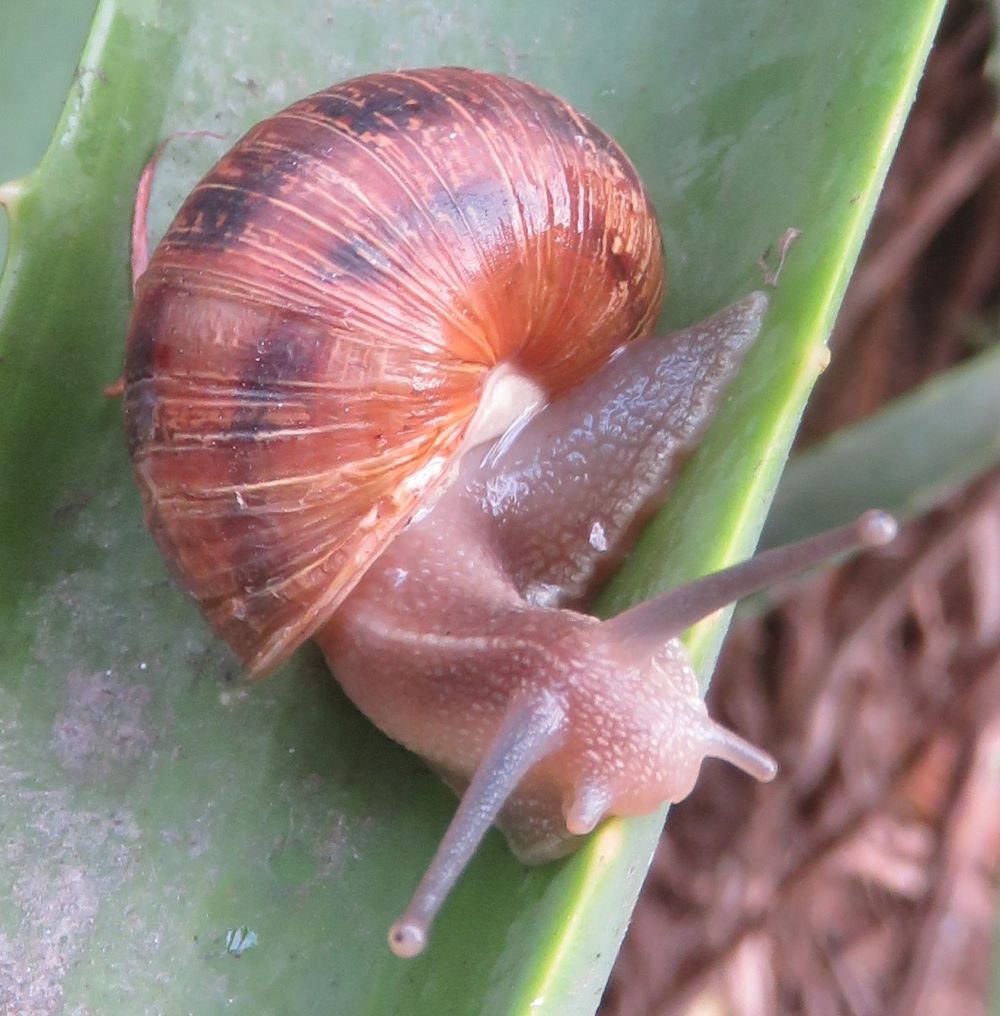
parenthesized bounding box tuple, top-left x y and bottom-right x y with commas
(318, 293, 772, 862)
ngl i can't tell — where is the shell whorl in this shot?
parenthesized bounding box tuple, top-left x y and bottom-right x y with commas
(124, 67, 665, 675)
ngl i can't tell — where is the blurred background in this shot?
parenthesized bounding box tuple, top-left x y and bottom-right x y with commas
(604, 0, 1000, 1011)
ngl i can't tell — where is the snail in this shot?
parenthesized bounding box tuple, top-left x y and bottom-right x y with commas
(122, 67, 896, 958)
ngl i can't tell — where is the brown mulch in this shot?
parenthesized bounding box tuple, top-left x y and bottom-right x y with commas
(603, 1, 1000, 1013)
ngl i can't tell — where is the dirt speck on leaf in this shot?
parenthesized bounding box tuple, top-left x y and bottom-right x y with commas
(0, 720, 140, 1015)
(51, 669, 156, 778)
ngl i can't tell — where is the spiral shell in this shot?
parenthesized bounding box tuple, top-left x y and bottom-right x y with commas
(124, 67, 664, 675)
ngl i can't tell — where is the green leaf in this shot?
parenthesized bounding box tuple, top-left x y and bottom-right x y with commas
(988, 1, 1000, 109)
(0, 0, 98, 265)
(0, 0, 945, 1012)
(763, 341, 1000, 548)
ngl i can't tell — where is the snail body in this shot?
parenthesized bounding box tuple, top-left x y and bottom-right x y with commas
(124, 68, 896, 957)
(319, 293, 774, 867)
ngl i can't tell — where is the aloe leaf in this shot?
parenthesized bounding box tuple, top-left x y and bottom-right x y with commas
(0, 1, 945, 1012)
(0, 0, 98, 263)
(763, 341, 1000, 548)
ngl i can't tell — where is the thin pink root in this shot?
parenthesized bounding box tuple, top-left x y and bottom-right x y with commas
(132, 131, 224, 292)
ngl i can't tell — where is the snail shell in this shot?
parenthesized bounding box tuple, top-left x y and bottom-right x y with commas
(124, 67, 664, 676)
